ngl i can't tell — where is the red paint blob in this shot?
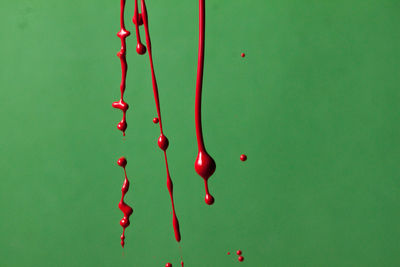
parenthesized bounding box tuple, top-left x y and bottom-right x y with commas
(165, 263, 172, 267)
(238, 256, 244, 262)
(227, 252, 230, 255)
(158, 134, 169, 151)
(181, 261, 184, 267)
(194, 0, 217, 205)
(241, 53, 245, 58)
(153, 117, 159, 124)
(237, 250, 242, 255)
(117, 157, 133, 247)
(132, 13, 143, 25)
(140, 0, 181, 242)
(136, 42, 147, 55)
(113, 0, 131, 136)
(240, 154, 247, 161)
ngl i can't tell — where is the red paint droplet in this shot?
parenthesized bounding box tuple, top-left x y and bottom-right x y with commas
(117, 157, 127, 168)
(238, 256, 244, 262)
(132, 13, 143, 26)
(241, 53, 245, 57)
(165, 263, 172, 267)
(240, 154, 247, 161)
(205, 193, 215, 205)
(158, 134, 169, 151)
(227, 252, 230, 255)
(237, 250, 242, 255)
(153, 117, 159, 124)
(136, 43, 146, 55)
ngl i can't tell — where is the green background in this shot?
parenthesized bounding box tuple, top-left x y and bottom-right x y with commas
(1, 0, 400, 266)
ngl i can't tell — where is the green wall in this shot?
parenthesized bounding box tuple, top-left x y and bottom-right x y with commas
(1, 0, 400, 266)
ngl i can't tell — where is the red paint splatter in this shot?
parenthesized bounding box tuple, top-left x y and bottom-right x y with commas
(117, 157, 133, 247)
(139, 0, 181, 242)
(194, 0, 216, 205)
(113, 0, 131, 136)
(240, 154, 247, 161)
(238, 256, 244, 262)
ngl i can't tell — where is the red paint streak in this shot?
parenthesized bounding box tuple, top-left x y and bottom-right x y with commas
(240, 154, 247, 161)
(140, 0, 181, 242)
(238, 256, 244, 262)
(181, 261, 184, 267)
(236, 250, 242, 255)
(194, 0, 216, 205)
(133, 0, 146, 55)
(153, 117, 159, 124)
(165, 263, 172, 267)
(117, 157, 133, 247)
(241, 53, 245, 58)
(113, 0, 130, 136)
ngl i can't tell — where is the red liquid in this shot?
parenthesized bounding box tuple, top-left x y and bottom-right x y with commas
(165, 263, 172, 267)
(117, 157, 133, 247)
(140, 0, 181, 242)
(227, 252, 231, 255)
(238, 256, 244, 262)
(194, 0, 216, 205)
(113, 0, 131, 136)
(241, 53, 245, 58)
(181, 261, 184, 267)
(133, 0, 146, 55)
(153, 117, 159, 124)
(240, 154, 247, 161)
(236, 250, 242, 255)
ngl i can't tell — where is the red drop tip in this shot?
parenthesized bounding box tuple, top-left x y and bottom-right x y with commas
(153, 117, 159, 124)
(238, 256, 244, 262)
(240, 154, 247, 161)
(227, 252, 231, 255)
(132, 13, 143, 26)
(121, 241, 125, 247)
(158, 134, 169, 151)
(205, 193, 215, 205)
(165, 263, 172, 267)
(236, 250, 242, 255)
(195, 151, 216, 180)
(241, 53, 245, 58)
(117, 121, 127, 132)
(136, 43, 146, 55)
(117, 157, 127, 167)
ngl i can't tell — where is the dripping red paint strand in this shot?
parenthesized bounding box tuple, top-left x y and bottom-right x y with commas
(194, 0, 216, 205)
(117, 157, 133, 247)
(112, 0, 130, 136)
(135, 0, 181, 242)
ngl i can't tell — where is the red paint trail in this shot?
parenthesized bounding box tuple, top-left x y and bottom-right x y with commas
(117, 157, 133, 247)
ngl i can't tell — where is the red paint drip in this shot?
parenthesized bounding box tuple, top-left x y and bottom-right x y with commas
(237, 250, 242, 255)
(140, 0, 181, 242)
(241, 53, 245, 58)
(117, 157, 133, 247)
(238, 256, 244, 262)
(194, 0, 216, 205)
(165, 263, 172, 267)
(240, 154, 247, 161)
(227, 252, 231, 255)
(133, 0, 146, 55)
(153, 117, 159, 124)
(113, 0, 130, 136)
(181, 261, 184, 267)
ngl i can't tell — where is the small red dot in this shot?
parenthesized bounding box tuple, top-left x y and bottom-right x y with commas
(240, 154, 247, 161)
(153, 117, 159, 124)
(227, 252, 230, 255)
(236, 250, 242, 255)
(238, 256, 244, 262)
(165, 263, 172, 267)
(241, 53, 245, 58)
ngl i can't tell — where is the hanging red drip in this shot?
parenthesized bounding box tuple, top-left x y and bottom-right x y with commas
(133, 0, 146, 55)
(117, 157, 133, 247)
(113, 0, 130, 136)
(136, 0, 181, 242)
(194, 0, 216, 205)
